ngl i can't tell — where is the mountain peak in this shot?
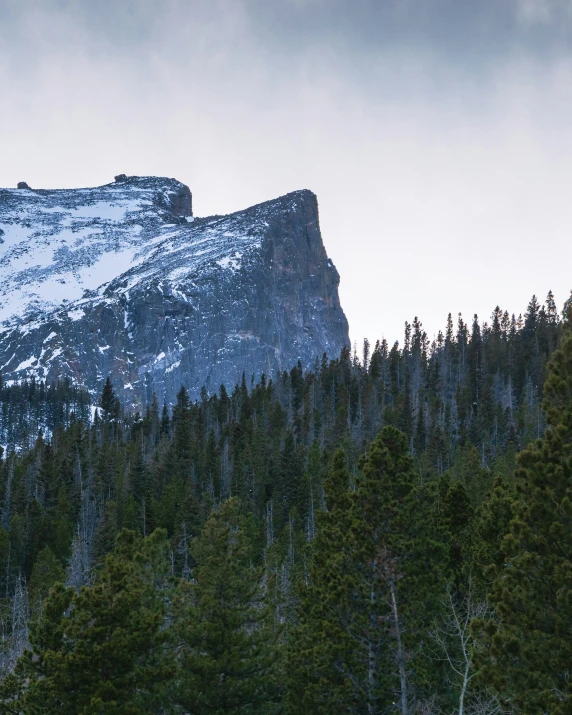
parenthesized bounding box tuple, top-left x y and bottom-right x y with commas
(0, 177, 348, 405)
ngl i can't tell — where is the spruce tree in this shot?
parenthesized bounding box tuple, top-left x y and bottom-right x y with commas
(475, 317, 572, 712)
(100, 376, 120, 421)
(351, 426, 447, 712)
(6, 529, 173, 714)
(172, 497, 280, 714)
(288, 430, 447, 713)
(28, 546, 65, 616)
(286, 449, 356, 714)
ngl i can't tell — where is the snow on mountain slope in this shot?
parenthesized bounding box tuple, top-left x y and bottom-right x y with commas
(0, 175, 349, 406)
(0, 176, 192, 327)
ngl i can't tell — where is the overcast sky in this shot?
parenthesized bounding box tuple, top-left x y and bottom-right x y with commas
(1, 0, 572, 348)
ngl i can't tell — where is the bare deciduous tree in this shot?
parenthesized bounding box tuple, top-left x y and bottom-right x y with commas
(376, 547, 409, 715)
(66, 456, 99, 590)
(430, 584, 502, 715)
(0, 574, 29, 677)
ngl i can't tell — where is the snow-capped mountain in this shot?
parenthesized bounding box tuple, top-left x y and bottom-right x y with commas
(0, 175, 349, 406)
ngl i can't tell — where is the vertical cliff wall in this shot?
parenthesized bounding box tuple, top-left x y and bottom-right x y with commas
(0, 177, 349, 405)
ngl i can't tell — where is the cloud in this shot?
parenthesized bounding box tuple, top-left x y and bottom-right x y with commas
(513, 0, 572, 25)
(0, 0, 571, 345)
(2, 0, 572, 75)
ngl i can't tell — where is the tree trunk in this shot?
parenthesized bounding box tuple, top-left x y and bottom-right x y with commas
(390, 579, 408, 715)
(368, 575, 377, 715)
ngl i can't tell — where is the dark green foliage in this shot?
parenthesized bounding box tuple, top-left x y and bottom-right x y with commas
(288, 430, 447, 713)
(5, 529, 173, 713)
(469, 476, 514, 592)
(172, 497, 280, 713)
(286, 449, 356, 713)
(100, 376, 120, 422)
(438, 475, 474, 587)
(474, 317, 572, 713)
(352, 427, 448, 710)
(28, 546, 65, 617)
(0, 292, 567, 712)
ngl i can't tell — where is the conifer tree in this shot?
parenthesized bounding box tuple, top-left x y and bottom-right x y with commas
(288, 430, 447, 713)
(6, 529, 172, 713)
(172, 497, 280, 714)
(468, 476, 514, 594)
(286, 449, 356, 714)
(172, 386, 192, 481)
(0, 291, 568, 711)
(100, 376, 120, 422)
(160, 403, 170, 437)
(351, 426, 447, 712)
(475, 316, 572, 712)
(28, 546, 65, 616)
(438, 475, 474, 589)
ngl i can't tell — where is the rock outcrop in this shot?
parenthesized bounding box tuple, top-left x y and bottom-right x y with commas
(0, 176, 349, 406)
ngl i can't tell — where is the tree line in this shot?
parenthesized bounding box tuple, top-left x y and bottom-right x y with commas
(0, 291, 570, 712)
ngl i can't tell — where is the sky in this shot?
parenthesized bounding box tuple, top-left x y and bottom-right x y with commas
(1, 0, 572, 348)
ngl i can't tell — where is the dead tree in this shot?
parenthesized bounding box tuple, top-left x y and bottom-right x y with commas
(430, 584, 502, 715)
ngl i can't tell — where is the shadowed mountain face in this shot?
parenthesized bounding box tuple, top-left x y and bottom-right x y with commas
(0, 175, 349, 405)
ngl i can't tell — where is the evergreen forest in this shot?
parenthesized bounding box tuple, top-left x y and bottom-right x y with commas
(0, 292, 571, 714)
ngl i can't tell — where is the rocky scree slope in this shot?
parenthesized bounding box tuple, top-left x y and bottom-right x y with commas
(0, 175, 349, 406)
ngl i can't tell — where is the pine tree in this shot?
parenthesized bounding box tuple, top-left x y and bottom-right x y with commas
(351, 426, 447, 712)
(0, 291, 568, 711)
(438, 475, 474, 589)
(172, 386, 192, 482)
(100, 376, 120, 422)
(276, 430, 304, 530)
(172, 497, 280, 714)
(6, 529, 173, 713)
(28, 546, 65, 616)
(468, 476, 514, 594)
(474, 318, 572, 712)
(160, 403, 170, 437)
(286, 449, 356, 714)
(288, 430, 447, 713)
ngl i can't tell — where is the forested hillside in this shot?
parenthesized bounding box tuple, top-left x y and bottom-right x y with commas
(0, 291, 570, 713)
(0, 379, 91, 454)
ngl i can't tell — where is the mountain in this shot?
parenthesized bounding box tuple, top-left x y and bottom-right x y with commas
(0, 175, 349, 406)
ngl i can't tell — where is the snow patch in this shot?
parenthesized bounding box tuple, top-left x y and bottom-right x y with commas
(217, 252, 242, 271)
(68, 308, 84, 321)
(68, 199, 139, 221)
(165, 360, 181, 373)
(15, 356, 37, 371)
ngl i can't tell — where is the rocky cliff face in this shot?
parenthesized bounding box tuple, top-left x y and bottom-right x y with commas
(0, 176, 349, 406)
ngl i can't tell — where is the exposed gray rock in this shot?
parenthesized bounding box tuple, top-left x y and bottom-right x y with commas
(16, 182, 31, 190)
(0, 176, 349, 406)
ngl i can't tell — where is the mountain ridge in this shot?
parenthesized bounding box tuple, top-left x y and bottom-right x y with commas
(0, 176, 349, 405)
